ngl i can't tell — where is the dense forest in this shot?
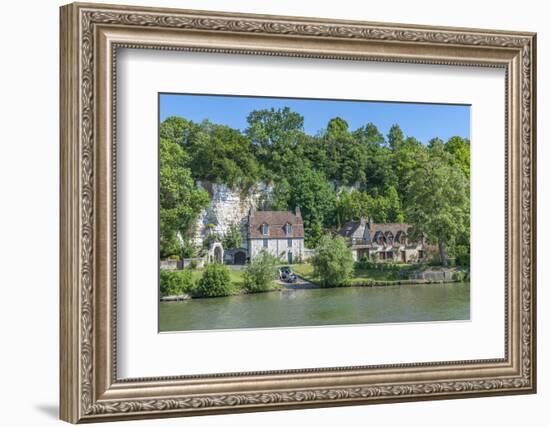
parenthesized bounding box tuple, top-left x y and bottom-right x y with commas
(160, 107, 470, 265)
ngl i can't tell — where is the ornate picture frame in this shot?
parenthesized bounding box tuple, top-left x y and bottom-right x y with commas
(60, 2, 536, 423)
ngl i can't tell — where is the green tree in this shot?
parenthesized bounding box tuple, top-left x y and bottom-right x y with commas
(271, 163, 336, 248)
(246, 107, 305, 177)
(243, 250, 279, 293)
(160, 270, 195, 297)
(185, 121, 260, 189)
(334, 187, 403, 226)
(353, 122, 385, 149)
(311, 235, 354, 287)
(159, 138, 209, 258)
(180, 240, 199, 258)
(392, 135, 426, 201)
(194, 263, 233, 297)
(354, 123, 396, 195)
(387, 124, 405, 151)
(159, 116, 194, 146)
(385, 185, 404, 223)
(445, 136, 471, 178)
(404, 149, 469, 265)
(323, 117, 368, 185)
(222, 223, 243, 250)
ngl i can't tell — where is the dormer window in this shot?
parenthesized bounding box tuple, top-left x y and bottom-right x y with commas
(396, 230, 407, 245)
(261, 223, 269, 235)
(285, 223, 292, 235)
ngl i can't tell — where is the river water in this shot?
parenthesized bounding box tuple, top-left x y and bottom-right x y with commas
(159, 282, 470, 332)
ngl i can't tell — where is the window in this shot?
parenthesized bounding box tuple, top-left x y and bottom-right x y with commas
(261, 223, 269, 235)
(285, 223, 292, 235)
(263, 239, 268, 248)
(287, 238, 292, 248)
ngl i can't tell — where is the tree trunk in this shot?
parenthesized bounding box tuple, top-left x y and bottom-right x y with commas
(438, 241, 448, 266)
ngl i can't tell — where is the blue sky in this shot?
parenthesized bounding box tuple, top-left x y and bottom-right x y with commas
(159, 93, 470, 144)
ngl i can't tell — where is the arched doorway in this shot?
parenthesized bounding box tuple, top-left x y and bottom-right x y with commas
(214, 246, 223, 263)
(210, 242, 224, 264)
(234, 250, 246, 265)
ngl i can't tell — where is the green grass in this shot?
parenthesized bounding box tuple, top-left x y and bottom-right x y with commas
(185, 267, 283, 296)
(188, 269, 245, 288)
(292, 263, 315, 280)
(293, 262, 424, 285)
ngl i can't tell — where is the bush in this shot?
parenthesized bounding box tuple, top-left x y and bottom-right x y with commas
(180, 240, 198, 258)
(189, 260, 198, 270)
(194, 263, 232, 297)
(455, 244, 470, 267)
(356, 257, 374, 270)
(160, 234, 181, 260)
(243, 250, 278, 293)
(311, 235, 354, 287)
(451, 271, 464, 282)
(168, 254, 180, 261)
(223, 223, 243, 250)
(160, 270, 195, 297)
(369, 252, 380, 263)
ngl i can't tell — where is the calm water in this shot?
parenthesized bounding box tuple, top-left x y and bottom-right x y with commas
(159, 282, 470, 332)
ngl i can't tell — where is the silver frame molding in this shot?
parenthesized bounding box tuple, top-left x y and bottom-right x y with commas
(60, 2, 537, 423)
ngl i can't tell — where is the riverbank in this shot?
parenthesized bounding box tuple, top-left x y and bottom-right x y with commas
(160, 263, 468, 301)
(292, 262, 467, 288)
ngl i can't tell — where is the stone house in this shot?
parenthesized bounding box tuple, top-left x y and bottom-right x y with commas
(247, 207, 305, 264)
(338, 217, 428, 263)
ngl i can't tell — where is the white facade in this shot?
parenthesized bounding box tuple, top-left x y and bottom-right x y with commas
(249, 237, 305, 264)
(350, 243, 425, 263)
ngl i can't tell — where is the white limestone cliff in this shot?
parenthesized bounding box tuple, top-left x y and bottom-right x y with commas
(193, 182, 273, 248)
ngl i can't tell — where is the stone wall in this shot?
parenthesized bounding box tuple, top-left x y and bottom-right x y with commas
(182, 257, 206, 269)
(160, 259, 179, 270)
(410, 269, 454, 281)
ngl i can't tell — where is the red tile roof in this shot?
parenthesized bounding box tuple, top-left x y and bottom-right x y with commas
(249, 210, 304, 239)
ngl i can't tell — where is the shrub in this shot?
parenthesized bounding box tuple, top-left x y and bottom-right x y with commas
(160, 235, 181, 260)
(180, 240, 198, 258)
(455, 244, 470, 267)
(369, 252, 380, 264)
(194, 263, 232, 297)
(452, 271, 466, 282)
(356, 257, 375, 270)
(223, 223, 243, 250)
(168, 254, 180, 261)
(243, 250, 278, 293)
(311, 235, 354, 287)
(189, 260, 198, 270)
(160, 270, 195, 297)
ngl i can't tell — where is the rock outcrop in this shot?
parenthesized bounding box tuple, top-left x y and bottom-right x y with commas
(193, 182, 273, 248)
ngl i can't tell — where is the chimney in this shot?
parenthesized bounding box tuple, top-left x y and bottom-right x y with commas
(295, 206, 301, 218)
(368, 217, 374, 229)
(360, 217, 367, 226)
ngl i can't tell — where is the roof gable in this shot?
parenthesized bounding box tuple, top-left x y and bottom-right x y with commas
(249, 210, 304, 239)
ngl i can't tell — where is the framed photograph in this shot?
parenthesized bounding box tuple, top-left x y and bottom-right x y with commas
(60, 2, 537, 423)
